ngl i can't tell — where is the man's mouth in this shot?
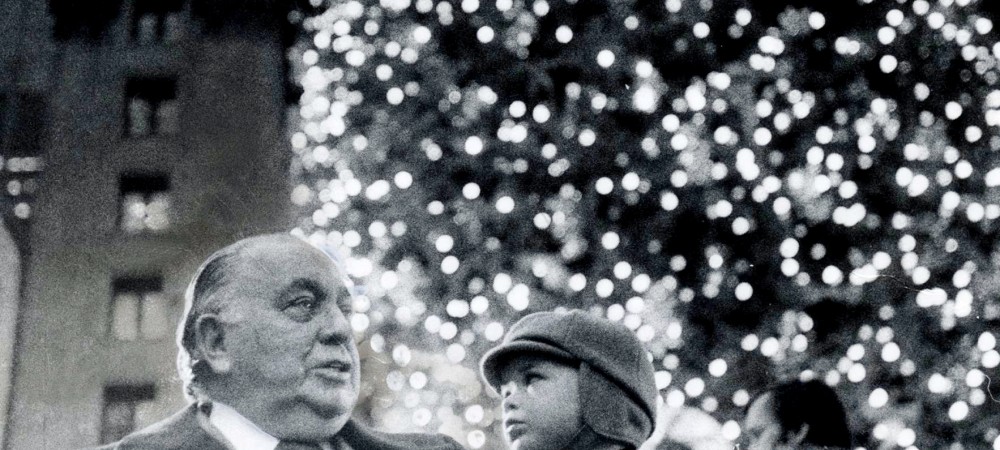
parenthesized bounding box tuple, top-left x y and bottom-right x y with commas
(311, 360, 352, 382)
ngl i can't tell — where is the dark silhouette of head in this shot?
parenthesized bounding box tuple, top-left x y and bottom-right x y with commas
(745, 380, 852, 449)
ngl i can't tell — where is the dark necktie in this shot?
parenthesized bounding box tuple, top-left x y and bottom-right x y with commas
(275, 441, 322, 450)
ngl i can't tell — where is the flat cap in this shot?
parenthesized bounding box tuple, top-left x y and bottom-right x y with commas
(480, 310, 658, 448)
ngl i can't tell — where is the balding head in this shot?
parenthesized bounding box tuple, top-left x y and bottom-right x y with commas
(178, 234, 306, 396)
(175, 234, 360, 441)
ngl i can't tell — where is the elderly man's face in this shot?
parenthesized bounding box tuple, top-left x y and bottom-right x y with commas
(213, 237, 359, 437)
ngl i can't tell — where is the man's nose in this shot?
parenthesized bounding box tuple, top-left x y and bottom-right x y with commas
(316, 303, 352, 346)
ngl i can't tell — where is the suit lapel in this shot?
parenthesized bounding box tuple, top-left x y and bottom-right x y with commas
(116, 404, 231, 450)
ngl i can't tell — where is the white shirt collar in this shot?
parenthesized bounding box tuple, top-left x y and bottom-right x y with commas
(207, 401, 338, 450)
(208, 401, 280, 450)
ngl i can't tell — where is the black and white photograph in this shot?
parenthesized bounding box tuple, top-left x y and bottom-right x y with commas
(1, 0, 998, 449)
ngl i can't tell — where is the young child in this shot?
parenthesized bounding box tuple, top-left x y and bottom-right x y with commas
(479, 309, 658, 450)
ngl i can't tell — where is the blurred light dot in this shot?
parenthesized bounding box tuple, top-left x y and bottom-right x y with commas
(533, 212, 551, 229)
(614, 261, 633, 279)
(462, 182, 481, 200)
(946, 101, 963, 119)
(735, 282, 752, 301)
(966, 126, 983, 143)
(878, 26, 896, 44)
(693, 22, 710, 38)
(409, 371, 428, 389)
(413, 26, 432, 44)
(496, 196, 515, 213)
(555, 26, 573, 43)
(484, 322, 504, 341)
(847, 363, 866, 382)
(948, 401, 969, 421)
(708, 359, 728, 377)
(622, 172, 641, 191)
(879, 55, 898, 73)
(684, 378, 705, 397)
(435, 235, 454, 252)
(732, 217, 750, 235)
(441, 256, 460, 274)
(507, 284, 530, 311)
(532, 104, 551, 123)
(595, 279, 615, 298)
(882, 342, 901, 362)
(446, 299, 469, 318)
(979, 332, 997, 351)
(869, 388, 888, 408)
(509, 101, 527, 118)
(446, 343, 466, 362)
(760, 337, 779, 357)
(470, 296, 489, 315)
(808, 12, 825, 29)
(654, 371, 672, 389)
(661, 191, 679, 210)
(666, 389, 685, 408)
(596, 49, 616, 68)
(476, 26, 495, 43)
(671, 170, 689, 187)
(928, 373, 954, 393)
(753, 128, 772, 146)
(984, 350, 1000, 368)
(847, 343, 865, 361)
(896, 428, 916, 447)
(394, 171, 413, 189)
(493, 273, 513, 294)
(465, 136, 484, 155)
(822, 266, 843, 285)
(596, 177, 614, 194)
(967, 369, 986, 388)
(602, 231, 621, 250)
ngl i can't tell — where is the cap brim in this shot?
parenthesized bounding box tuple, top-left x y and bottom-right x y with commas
(479, 340, 576, 394)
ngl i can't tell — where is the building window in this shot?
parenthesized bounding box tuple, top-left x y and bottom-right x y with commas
(131, 0, 185, 44)
(50, 0, 120, 42)
(1, 92, 47, 156)
(111, 275, 170, 341)
(119, 173, 171, 233)
(100, 385, 156, 444)
(1, 92, 45, 221)
(125, 78, 178, 137)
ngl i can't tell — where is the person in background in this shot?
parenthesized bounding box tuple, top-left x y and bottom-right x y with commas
(637, 397, 733, 450)
(479, 309, 659, 450)
(93, 234, 462, 450)
(743, 379, 852, 450)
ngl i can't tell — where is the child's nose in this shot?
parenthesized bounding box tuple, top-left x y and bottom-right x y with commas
(500, 381, 517, 398)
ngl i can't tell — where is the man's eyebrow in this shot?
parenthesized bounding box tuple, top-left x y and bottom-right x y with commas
(282, 278, 325, 298)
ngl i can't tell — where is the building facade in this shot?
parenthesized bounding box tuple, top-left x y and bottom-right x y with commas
(0, 1, 300, 448)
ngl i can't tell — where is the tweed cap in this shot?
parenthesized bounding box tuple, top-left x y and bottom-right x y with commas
(480, 310, 658, 448)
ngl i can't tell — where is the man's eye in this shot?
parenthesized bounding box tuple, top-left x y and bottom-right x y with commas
(287, 296, 317, 311)
(525, 373, 544, 384)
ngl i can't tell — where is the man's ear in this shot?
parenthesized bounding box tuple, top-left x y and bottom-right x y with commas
(193, 314, 232, 374)
(786, 423, 809, 447)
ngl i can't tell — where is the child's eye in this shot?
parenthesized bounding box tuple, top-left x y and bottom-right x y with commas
(525, 372, 544, 384)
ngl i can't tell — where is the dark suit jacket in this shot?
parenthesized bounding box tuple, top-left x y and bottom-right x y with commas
(89, 404, 464, 450)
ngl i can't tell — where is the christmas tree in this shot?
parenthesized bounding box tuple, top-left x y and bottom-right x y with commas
(289, 0, 1000, 448)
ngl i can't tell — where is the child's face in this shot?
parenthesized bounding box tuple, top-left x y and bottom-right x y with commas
(498, 354, 582, 450)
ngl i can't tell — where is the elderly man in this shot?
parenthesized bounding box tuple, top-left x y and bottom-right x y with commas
(96, 234, 463, 450)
